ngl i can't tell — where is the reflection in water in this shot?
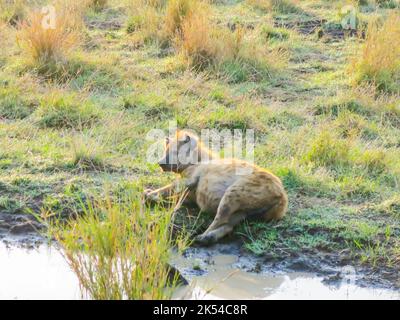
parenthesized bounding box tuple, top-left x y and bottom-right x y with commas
(0, 244, 398, 300)
(0, 244, 81, 300)
(175, 270, 400, 300)
(172, 254, 400, 300)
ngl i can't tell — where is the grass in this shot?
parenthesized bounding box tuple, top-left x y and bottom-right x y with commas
(0, 0, 26, 25)
(43, 188, 187, 299)
(70, 133, 107, 170)
(0, 86, 37, 119)
(164, 0, 197, 37)
(179, 9, 287, 75)
(240, 206, 399, 268)
(16, 9, 79, 73)
(89, 0, 108, 11)
(0, 0, 399, 293)
(303, 130, 351, 168)
(247, 0, 301, 14)
(351, 13, 400, 92)
(36, 93, 100, 129)
(125, 0, 165, 45)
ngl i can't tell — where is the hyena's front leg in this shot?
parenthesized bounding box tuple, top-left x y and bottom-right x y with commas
(143, 183, 176, 202)
(144, 177, 198, 203)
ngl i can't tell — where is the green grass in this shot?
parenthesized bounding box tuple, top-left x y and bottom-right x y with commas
(36, 93, 100, 129)
(239, 206, 399, 267)
(42, 186, 188, 299)
(0, 86, 37, 119)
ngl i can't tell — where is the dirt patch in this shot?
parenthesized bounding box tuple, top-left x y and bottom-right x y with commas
(84, 8, 126, 31)
(274, 18, 364, 41)
(0, 212, 44, 245)
(86, 19, 123, 31)
(274, 18, 327, 35)
(318, 25, 365, 41)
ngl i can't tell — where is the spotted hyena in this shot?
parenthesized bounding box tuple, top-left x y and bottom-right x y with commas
(144, 130, 288, 245)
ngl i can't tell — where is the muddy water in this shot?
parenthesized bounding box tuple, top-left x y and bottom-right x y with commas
(172, 252, 400, 300)
(1, 242, 398, 300)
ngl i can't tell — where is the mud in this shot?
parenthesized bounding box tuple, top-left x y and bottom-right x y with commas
(0, 217, 399, 299)
(173, 241, 400, 292)
(1, 241, 399, 300)
(0, 212, 44, 246)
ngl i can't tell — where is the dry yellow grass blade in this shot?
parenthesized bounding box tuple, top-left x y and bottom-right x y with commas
(352, 13, 400, 92)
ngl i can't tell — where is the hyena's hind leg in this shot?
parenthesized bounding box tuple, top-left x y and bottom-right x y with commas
(195, 184, 246, 245)
(194, 212, 247, 245)
(195, 177, 287, 245)
(262, 193, 288, 222)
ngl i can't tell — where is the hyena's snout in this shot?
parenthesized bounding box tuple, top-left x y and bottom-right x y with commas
(158, 157, 177, 172)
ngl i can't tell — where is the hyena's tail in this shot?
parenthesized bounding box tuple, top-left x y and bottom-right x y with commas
(264, 192, 288, 221)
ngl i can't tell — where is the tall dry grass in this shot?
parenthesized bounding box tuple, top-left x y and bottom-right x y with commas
(178, 8, 287, 75)
(125, 0, 202, 47)
(247, 0, 300, 13)
(16, 8, 79, 67)
(88, 0, 108, 11)
(179, 9, 217, 68)
(164, 0, 196, 37)
(351, 13, 400, 92)
(126, 0, 165, 44)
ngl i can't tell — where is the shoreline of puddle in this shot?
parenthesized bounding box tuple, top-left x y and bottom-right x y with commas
(0, 241, 399, 300)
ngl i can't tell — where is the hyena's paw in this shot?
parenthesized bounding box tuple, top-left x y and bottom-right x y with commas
(194, 233, 217, 246)
(143, 189, 160, 203)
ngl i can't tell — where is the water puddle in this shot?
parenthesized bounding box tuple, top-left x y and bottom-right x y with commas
(0, 243, 81, 300)
(0, 243, 398, 300)
(172, 251, 400, 300)
(174, 269, 400, 300)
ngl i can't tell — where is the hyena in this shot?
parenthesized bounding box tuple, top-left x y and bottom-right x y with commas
(144, 130, 288, 245)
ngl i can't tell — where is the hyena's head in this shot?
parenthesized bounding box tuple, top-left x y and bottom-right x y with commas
(158, 130, 206, 173)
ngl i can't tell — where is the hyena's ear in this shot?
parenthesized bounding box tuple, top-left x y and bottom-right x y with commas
(185, 134, 198, 150)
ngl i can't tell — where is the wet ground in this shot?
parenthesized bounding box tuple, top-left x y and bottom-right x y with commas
(0, 234, 399, 300)
(0, 211, 399, 300)
(0, 213, 399, 300)
(172, 243, 400, 299)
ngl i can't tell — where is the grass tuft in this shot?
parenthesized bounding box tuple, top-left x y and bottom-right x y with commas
(0, 86, 37, 119)
(247, 0, 301, 14)
(17, 9, 79, 71)
(70, 134, 106, 170)
(36, 93, 100, 129)
(88, 0, 108, 11)
(303, 130, 350, 168)
(177, 9, 287, 77)
(45, 189, 187, 299)
(351, 13, 400, 93)
(0, 0, 26, 25)
(164, 0, 196, 38)
(126, 0, 165, 45)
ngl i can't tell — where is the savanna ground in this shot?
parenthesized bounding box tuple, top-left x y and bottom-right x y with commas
(0, 0, 400, 295)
